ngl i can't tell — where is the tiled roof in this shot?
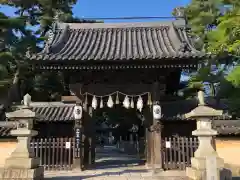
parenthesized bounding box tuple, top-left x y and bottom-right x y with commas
(31, 103, 75, 122)
(28, 20, 205, 61)
(9, 102, 75, 122)
(0, 100, 239, 137)
(214, 120, 240, 135)
(1, 120, 240, 137)
(0, 127, 15, 137)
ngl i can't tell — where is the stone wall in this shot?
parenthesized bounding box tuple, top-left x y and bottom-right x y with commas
(0, 138, 239, 171)
(216, 138, 240, 174)
(216, 138, 240, 166)
(0, 141, 17, 167)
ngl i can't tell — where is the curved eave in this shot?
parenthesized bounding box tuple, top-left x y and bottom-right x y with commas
(28, 52, 206, 61)
(28, 23, 208, 62)
(29, 57, 206, 71)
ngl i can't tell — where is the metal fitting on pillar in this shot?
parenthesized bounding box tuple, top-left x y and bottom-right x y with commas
(148, 122, 162, 133)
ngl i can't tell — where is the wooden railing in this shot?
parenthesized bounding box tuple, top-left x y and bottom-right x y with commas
(29, 136, 199, 171)
(30, 137, 74, 171)
(162, 136, 199, 170)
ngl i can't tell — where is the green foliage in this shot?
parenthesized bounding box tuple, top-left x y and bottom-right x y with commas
(207, 3, 240, 56)
(184, 0, 222, 50)
(177, 0, 240, 115)
(0, 0, 102, 103)
(218, 67, 240, 116)
(226, 66, 240, 87)
(0, 0, 79, 102)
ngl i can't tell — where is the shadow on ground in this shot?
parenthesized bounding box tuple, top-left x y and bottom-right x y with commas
(233, 177, 240, 179)
(94, 159, 145, 170)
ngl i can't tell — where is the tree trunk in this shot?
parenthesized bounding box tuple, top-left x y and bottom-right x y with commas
(13, 68, 20, 84)
(210, 83, 216, 97)
(9, 68, 22, 103)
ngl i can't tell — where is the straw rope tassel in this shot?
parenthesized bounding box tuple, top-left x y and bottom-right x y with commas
(107, 95, 114, 108)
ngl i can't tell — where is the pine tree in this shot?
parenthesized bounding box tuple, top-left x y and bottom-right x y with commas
(0, 0, 78, 106)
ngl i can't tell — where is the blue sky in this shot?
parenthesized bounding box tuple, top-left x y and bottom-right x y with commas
(1, 0, 190, 81)
(1, 0, 190, 21)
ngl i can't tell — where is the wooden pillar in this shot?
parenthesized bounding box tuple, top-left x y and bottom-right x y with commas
(150, 81, 163, 172)
(88, 106, 96, 167)
(62, 72, 70, 96)
(145, 107, 153, 168)
(73, 102, 84, 170)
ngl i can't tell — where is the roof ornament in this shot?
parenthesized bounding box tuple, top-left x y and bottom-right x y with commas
(53, 10, 62, 22)
(44, 11, 63, 53)
(174, 7, 185, 18)
(173, 7, 188, 26)
(179, 41, 191, 53)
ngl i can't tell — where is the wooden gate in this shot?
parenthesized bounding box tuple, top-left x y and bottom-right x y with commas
(162, 136, 199, 170)
(30, 137, 74, 171)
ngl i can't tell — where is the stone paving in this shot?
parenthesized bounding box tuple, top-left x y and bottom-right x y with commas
(45, 146, 187, 180)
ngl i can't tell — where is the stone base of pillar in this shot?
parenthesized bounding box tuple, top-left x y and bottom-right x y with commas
(145, 163, 152, 169)
(4, 157, 40, 169)
(73, 158, 83, 171)
(152, 166, 164, 176)
(186, 156, 232, 180)
(0, 166, 44, 180)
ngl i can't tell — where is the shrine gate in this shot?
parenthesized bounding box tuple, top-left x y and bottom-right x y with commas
(27, 16, 206, 171)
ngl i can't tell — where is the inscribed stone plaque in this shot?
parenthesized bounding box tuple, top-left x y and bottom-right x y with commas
(165, 141, 171, 148)
(206, 155, 218, 180)
(65, 142, 71, 149)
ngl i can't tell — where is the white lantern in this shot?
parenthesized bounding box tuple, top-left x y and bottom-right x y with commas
(123, 96, 130, 109)
(23, 94, 31, 106)
(91, 96, 98, 110)
(107, 96, 114, 108)
(153, 103, 161, 120)
(137, 96, 143, 112)
(74, 105, 83, 119)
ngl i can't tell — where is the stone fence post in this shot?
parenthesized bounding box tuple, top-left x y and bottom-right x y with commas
(0, 105, 44, 180)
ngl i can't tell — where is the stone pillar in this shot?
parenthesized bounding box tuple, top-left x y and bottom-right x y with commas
(185, 91, 232, 180)
(73, 102, 84, 170)
(0, 106, 44, 180)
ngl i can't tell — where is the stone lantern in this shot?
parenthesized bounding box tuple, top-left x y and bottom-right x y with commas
(185, 91, 231, 180)
(1, 94, 44, 180)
